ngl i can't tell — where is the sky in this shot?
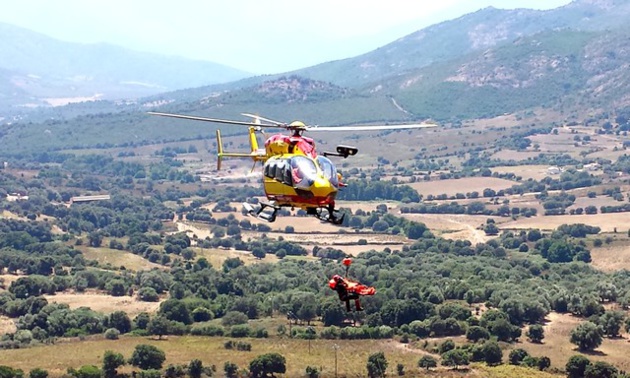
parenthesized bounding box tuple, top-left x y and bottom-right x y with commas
(1, 0, 574, 75)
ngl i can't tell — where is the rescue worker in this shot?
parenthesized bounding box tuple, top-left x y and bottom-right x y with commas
(329, 274, 363, 312)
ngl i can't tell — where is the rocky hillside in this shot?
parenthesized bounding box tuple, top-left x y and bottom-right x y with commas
(291, 0, 630, 88)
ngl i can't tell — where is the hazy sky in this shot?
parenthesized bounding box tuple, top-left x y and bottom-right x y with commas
(1, 0, 573, 74)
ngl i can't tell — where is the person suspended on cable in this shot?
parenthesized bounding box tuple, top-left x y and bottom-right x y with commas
(328, 258, 375, 312)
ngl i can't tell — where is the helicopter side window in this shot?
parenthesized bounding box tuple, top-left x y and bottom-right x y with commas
(283, 160, 293, 185)
(264, 163, 271, 178)
(267, 161, 277, 179)
(275, 161, 286, 182)
(317, 156, 339, 187)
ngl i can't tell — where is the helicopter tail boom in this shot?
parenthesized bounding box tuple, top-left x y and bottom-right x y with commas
(216, 128, 267, 171)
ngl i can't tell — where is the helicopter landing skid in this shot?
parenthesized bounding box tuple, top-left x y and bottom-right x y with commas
(314, 205, 345, 225)
(243, 202, 278, 223)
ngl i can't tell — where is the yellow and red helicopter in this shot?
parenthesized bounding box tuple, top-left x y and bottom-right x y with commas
(149, 111, 436, 224)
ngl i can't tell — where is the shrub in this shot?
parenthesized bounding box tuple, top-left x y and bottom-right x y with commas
(104, 328, 120, 340)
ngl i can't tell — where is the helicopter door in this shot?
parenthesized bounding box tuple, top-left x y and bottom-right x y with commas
(316, 156, 339, 188)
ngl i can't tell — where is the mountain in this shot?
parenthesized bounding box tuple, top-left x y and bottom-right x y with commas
(4, 0, 630, 154)
(288, 0, 630, 88)
(0, 23, 251, 112)
(139, 0, 630, 123)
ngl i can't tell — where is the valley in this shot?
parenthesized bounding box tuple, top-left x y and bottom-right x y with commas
(3, 1, 630, 377)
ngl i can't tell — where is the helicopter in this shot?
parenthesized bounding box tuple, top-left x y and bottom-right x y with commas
(148, 111, 436, 224)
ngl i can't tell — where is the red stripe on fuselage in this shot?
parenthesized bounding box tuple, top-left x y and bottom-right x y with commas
(266, 194, 335, 207)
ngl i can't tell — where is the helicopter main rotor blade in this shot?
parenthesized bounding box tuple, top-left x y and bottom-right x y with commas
(241, 113, 286, 126)
(307, 123, 438, 132)
(148, 112, 286, 129)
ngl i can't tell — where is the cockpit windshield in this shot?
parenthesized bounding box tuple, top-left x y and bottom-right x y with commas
(290, 156, 318, 189)
(317, 156, 339, 188)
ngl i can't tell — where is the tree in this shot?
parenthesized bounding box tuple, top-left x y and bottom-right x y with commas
(439, 339, 455, 354)
(0, 366, 24, 378)
(104, 328, 120, 340)
(320, 299, 345, 326)
(252, 248, 266, 259)
(305, 366, 320, 378)
(69, 365, 101, 378)
(297, 302, 317, 325)
(87, 232, 102, 247)
(221, 311, 249, 327)
(396, 363, 404, 376)
(484, 222, 499, 236)
(508, 349, 529, 365)
(584, 361, 618, 378)
(405, 222, 428, 239)
(223, 362, 238, 378)
(249, 353, 286, 378)
(148, 316, 170, 339)
(598, 310, 625, 338)
(481, 341, 502, 366)
(366, 352, 388, 378)
(527, 229, 542, 242)
(466, 326, 490, 342)
(102, 350, 125, 378)
(129, 344, 166, 370)
(159, 299, 192, 324)
(187, 359, 203, 378)
(570, 322, 604, 352)
(566, 355, 591, 378)
(489, 318, 517, 342)
(418, 355, 437, 371)
(538, 356, 551, 371)
(29, 368, 48, 378)
(441, 349, 469, 370)
(526, 324, 545, 343)
(108, 311, 131, 334)
(134, 312, 151, 330)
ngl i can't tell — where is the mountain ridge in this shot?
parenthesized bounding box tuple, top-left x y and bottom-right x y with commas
(0, 22, 252, 111)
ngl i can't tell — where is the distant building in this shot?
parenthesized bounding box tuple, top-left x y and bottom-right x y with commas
(547, 166, 562, 175)
(70, 194, 111, 205)
(6, 193, 28, 202)
(583, 163, 600, 171)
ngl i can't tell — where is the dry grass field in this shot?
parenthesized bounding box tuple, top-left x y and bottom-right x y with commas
(508, 311, 630, 373)
(500, 213, 630, 233)
(78, 246, 164, 272)
(194, 246, 282, 266)
(406, 177, 517, 197)
(399, 213, 494, 244)
(570, 195, 626, 211)
(42, 292, 163, 317)
(490, 150, 542, 162)
(1, 210, 20, 219)
(589, 238, 630, 272)
(0, 334, 562, 378)
(0, 316, 16, 335)
(490, 165, 553, 181)
(0, 274, 22, 290)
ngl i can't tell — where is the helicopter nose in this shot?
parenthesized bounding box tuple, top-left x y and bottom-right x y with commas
(311, 177, 338, 197)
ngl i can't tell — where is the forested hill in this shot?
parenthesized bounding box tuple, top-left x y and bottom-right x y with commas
(369, 26, 630, 120)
